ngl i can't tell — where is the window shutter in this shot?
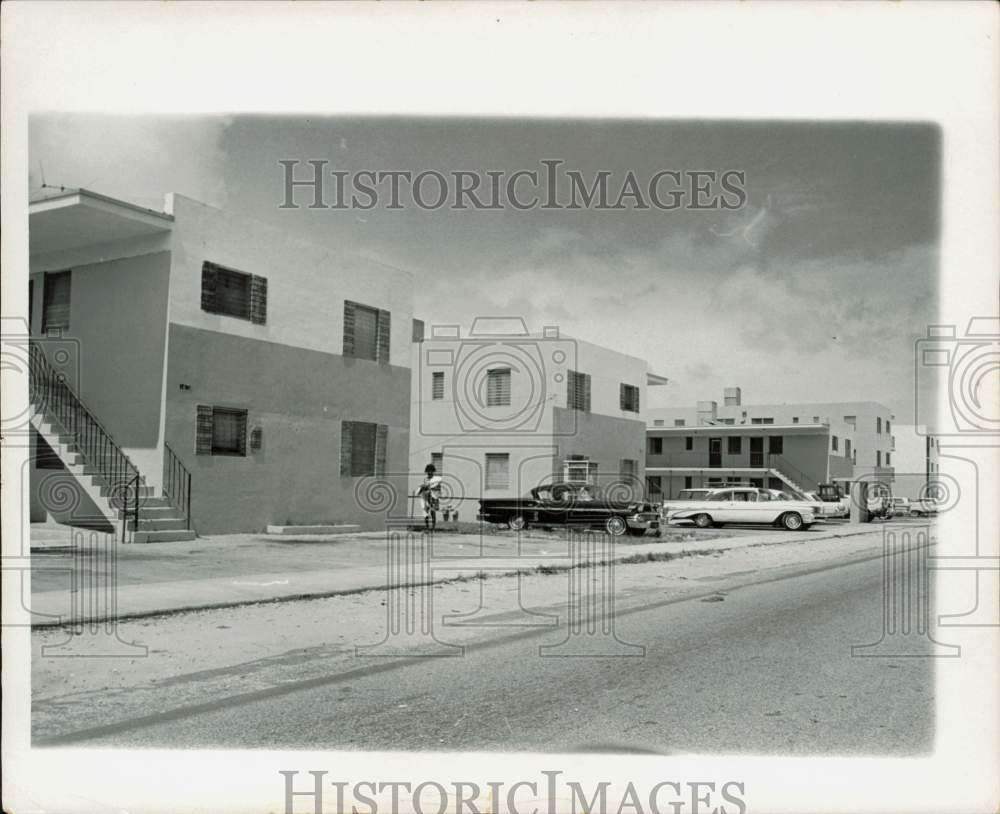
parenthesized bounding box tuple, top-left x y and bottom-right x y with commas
(619, 383, 626, 411)
(250, 426, 263, 451)
(343, 302, 356, 357)
(42, 271, 72, 332)
(375, 424, 388, 476)
(196, 405, 213, 455)
(340, 421, 354, 477)
(201, 262, 218, 314)
(377, 309, 391, 364)
(250, 275, 268, 324)
(432, 371, 445, 400)
(487, 369, 511, 407)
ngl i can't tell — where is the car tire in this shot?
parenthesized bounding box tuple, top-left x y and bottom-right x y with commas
(694, 513, 713, 529)
(507, 515, 527, 531)
(605, 516, 627, 536)
(781, 512, 804, 531)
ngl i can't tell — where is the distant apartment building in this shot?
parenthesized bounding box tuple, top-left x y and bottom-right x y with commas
(410, 319, 667, 509)
(647, 386, 895, 479)
(890, 424, 941, 500)
(645, 421, 854, 499)
(28, 189, 413, 536)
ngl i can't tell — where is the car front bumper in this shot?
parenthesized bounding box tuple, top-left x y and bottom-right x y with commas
(627, 513, 661, 530)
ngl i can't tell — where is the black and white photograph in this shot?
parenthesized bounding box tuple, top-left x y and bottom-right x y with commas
(2, 4, 998, 814)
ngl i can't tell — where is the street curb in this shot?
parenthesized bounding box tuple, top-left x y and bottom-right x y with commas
(30, 527, 884, 629)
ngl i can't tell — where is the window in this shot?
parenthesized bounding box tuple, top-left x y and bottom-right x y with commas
(844, 415, 857, 427)
(845, 439, 852, 458)
(727, 437, 742, 455)
(620, 383, 640, 413)
(646, 476, 662, 498)
(344, 300, 390, 362)
(567, 370, 591, 412)
(792, 417, 799, 424)
(832, 435, 839, 452)
(647, 437, 663, 455)
(718, 418, 735, 425)
(431, 452, 443, 474)
(196, 406, 248, 456)
(42, 270, 71, 332)
(876, 450, 882, 467)
(340, 421, 387, 476)
(769, 436, 783, 454)
(485, 453, 510, 490)
(653, 420, 664, 427)
(708, 490, 732, 502)
(876, 417, 882, 434)
(201, 262, 267, 324)
(674, 419, 686, 427)
(431, 371, 445, 400)
(486, 368, 511, 407)
(685, 436, 693, 451)
(812, 416, 820, 423)
(620, 458, 638, 479)
(751, 417, 775, 425)
(885, 453, 891, 466)
(886, 420, 891, 435)
(684, 476, 693, 489)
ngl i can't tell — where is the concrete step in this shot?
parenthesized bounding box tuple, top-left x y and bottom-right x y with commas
(128, 517, 189, 531)
(98, 483, 155, 498)
(265, 524, 362, 535)
(116, 504, 177, 519)
(132, 529, 198, 544)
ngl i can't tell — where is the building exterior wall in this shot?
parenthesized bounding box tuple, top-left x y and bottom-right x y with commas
(645, 425, 834, 496)
(410, 329, 654, 503)
(890, 424, 940, 499)
(165, 324, 411, 533)
(28, 250, 172, 485)
(648, 397, 893, 477)
(166, 194, 413, 368)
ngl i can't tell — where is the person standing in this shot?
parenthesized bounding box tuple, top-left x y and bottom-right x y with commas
(418, 463, 443, 531)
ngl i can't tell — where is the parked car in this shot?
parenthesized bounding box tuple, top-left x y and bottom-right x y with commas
(891, 497, 913, 516)
(909, 497, 939, 517)
(804, 490, 849, 519)
(866, 494, 894, 520)
(478, 483, 661, 536)
(660, 488, 714, 516)
(666, 487, 817, 531)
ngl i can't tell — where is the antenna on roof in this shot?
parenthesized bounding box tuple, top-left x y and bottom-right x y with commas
(37, 160, 70, 193)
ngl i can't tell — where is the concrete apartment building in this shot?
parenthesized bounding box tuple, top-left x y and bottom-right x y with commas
(28, 189, 413, 536)
(890, 423, 941, 500)
(645, 421, 855, 499)
(647, 387, 896, 478)
(410, 319, 667, 509)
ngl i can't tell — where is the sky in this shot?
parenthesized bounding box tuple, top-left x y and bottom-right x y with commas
(29, 115, 940, 421)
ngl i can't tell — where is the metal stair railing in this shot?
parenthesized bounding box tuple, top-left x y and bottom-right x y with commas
(162, 443, 193, 530)
(765, 454, 818, 497)
(29, 341, 141, 542)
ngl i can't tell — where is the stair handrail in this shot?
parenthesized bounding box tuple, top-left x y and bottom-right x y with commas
(766, 453, 818, 496)
(162, 442, 193, 530)
(29, 341, 144, 540)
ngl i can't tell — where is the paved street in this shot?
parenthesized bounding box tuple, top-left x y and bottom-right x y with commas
(32, 528, 936, 754)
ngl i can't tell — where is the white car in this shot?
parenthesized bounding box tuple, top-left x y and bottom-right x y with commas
(803, 490, 849, 519)
(660, 488, 714, 516)
(667, 487, 817, 531)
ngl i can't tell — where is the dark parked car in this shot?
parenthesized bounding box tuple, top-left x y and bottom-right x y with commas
(478, 483, 661, 536)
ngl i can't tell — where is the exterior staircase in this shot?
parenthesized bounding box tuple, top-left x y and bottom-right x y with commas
(29, 342, 195, 543)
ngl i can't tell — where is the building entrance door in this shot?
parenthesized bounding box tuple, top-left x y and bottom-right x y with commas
(709, 438, 722, 468)
(750, 437, 764, 468)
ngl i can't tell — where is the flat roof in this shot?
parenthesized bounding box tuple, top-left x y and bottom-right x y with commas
(647, 423, 829, 434)
(30, 188, 173, 255)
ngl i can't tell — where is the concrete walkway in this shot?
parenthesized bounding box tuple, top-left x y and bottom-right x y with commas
(28, 521, 887, 627)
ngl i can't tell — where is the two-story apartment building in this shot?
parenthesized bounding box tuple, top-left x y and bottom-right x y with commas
(890, 423, 941, 500)
(647, 387, 895, 479)
(409, 319, 667, 508)
(28, 189, 413, 536)
(645, 422, 855, 500)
